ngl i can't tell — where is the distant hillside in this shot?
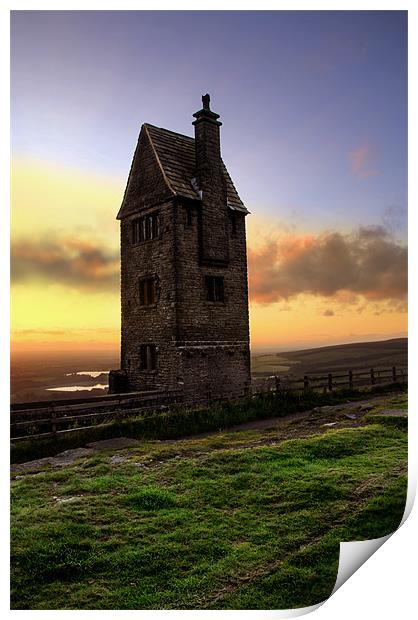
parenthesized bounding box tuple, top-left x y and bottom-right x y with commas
(251, 338, 407, 378)
(11, 351, 118, 404)
(11, 338, 407, 403)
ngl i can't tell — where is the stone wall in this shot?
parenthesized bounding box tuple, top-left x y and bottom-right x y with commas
(174, 201, 251, 400)
(120, 199, 179, 392)
(178, 344, 251, 402)
(119, 197, 251, 400)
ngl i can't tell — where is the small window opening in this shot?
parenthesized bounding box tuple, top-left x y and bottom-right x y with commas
(145, 215, 152, 239)
(132, 212, 160, 243)
(139, 277, 158, 306)
(139, 344, 157, 370)
(205, 276, 224, 302)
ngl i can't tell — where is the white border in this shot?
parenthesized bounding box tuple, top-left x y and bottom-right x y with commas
(2, 3, 415, 618)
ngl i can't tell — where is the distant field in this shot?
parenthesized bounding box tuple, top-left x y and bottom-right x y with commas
(11, 352, 118, 404)
(251, 338, 407, 379)
(11, 338, 407, 403)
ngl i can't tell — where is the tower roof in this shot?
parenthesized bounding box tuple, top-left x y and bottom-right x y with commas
(117, 123, 248, 220)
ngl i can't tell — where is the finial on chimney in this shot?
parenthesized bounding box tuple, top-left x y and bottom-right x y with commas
(192, 93, 221, 125)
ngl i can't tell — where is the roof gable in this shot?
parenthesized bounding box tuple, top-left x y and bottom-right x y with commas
(117, 123, 248, 220)
(117, 125, 174, 219)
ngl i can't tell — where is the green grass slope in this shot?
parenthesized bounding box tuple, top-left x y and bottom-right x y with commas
(11, 394, 407, 610)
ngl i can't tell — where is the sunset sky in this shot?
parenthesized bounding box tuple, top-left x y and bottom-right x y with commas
(10, 10, 407, 354)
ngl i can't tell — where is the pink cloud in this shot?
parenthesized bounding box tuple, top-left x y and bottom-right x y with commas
(349, 143, 379, 179)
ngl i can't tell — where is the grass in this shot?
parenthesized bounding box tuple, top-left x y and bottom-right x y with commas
(364, 393, 408, 429)
(124, 487, 178, 511)
(11, 392, 407, 610)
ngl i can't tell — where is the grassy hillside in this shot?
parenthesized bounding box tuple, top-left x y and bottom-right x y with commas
(252, 338, 407, 379)
(11, 392, 407, 610)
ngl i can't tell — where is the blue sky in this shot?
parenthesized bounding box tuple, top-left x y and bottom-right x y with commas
(11, 10, 407, 234)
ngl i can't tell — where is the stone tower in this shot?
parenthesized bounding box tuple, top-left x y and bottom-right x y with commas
(111, 95, 251, 402)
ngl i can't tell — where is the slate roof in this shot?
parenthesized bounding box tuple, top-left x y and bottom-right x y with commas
(118, 123, 248, 219)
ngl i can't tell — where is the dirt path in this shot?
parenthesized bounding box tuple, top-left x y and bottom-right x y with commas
(182, 394, 392, 439)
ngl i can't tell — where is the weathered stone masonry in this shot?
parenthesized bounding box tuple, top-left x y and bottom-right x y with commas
(110, 95, 251, 402)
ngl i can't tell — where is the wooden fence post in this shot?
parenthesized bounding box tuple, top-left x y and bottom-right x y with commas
(303, 375, 309, 391)
(51, 408, 57, 435)
(392, 366, 397, 382)
(328, 373, 333, 391)
(348, 370, 353, 390)
(370, 368, 375, 385)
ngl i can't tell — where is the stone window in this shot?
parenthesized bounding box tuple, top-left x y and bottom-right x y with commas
(139, 344, 157, 370)
(132, 212, 160, 244)
(205, 276, 224, 302)
(139, 277, 158, 306)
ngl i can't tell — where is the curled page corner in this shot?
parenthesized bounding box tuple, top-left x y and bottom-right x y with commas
(261, 480, 415, 618)
(330, 477, 415, 598)
(331, 534, 391, 595)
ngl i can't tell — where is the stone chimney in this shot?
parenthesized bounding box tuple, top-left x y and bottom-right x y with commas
(193, 94, 229, 265)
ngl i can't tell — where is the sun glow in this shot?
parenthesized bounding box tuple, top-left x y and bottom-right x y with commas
(11, 157, 407, 355)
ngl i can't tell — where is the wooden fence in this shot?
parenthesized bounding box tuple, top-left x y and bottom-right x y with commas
(10, 365, 407, 442)
(10, 389, 182, 442)
(254, 365, 408, 394)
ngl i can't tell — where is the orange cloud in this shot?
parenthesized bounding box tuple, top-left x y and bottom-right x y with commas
(11, 237, 119, 291)
(248, 226, 407, 305)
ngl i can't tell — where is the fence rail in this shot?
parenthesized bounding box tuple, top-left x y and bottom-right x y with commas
(10, 389, 183, 441)
(11, 365, 407, 442)
(254, 365, 408, 394)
